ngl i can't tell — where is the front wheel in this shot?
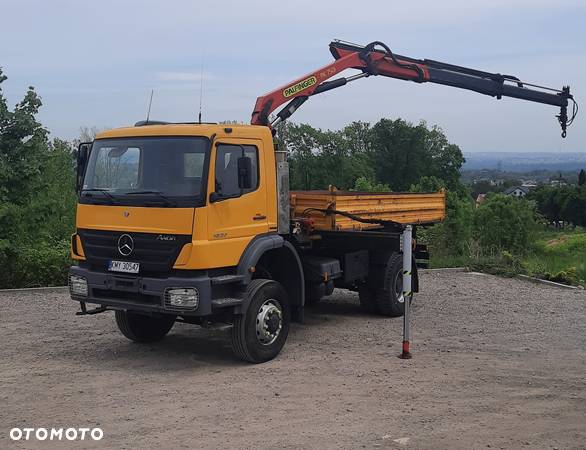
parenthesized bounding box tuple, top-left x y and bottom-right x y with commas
(115, 310, 176, 343)
(231, 279, 290, 363)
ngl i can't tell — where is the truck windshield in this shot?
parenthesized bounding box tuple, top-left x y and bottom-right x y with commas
(81, 136, 209, 207)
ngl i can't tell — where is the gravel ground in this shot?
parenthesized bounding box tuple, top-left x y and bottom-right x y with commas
(1, 271, 585, 450)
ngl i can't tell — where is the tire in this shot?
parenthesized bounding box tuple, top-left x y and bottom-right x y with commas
(375, 252, 413, 317)
(358, 283, 379, 314)
(231, 279, 290, 363)
(115, 310, 176, 343)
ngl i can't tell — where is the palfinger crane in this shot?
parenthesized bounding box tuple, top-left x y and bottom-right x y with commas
(252, 40, 577, 137)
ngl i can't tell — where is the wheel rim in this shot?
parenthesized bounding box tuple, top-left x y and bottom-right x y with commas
(394, 271, 405, 304)
(255, 298, 283, 346)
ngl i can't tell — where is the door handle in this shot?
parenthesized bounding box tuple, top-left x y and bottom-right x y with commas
(253, 214, 266, 221)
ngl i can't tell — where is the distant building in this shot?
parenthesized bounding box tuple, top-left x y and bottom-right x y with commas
(521, 180, 538, 188)
(504, 186, 529, 198)
(475, 193, 487, 207)
(472, 178, 505, 186)
(549, 179, 567, 187)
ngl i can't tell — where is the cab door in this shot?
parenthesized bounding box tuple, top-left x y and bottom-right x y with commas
(206, 139, 268, 261)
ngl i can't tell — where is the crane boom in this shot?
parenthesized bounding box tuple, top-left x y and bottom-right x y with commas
(251, 40, 577, 137)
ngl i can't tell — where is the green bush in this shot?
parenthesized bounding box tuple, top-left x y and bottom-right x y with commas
(468, 250, 527, 278)
(543, 267, 578, 285)
(473, 194, 537, 255)
(6, 240, 71, 287)
(524, 229, 586, 286)
(352, 176, 391, 192)
(411, 177, 474, 258)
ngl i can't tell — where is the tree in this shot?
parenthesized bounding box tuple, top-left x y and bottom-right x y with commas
(352, 176, 390, 192)
(368, 119, 464, 191)
(473, 194, 537, 255)
(410, 176, 473, 256)
(578, 169, 586, 186)
(0, 68, 48, 251)
(275, 122, 373, 190)
(529, 185, 575, 226)
(561, 185, 586, 228)
(275, 118, 465, 193)
(0, 69, 77, 287)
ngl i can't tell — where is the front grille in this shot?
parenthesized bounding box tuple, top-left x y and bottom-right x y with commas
(78, 229, 191, 275)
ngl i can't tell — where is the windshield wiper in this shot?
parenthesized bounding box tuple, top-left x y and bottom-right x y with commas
(125, 190, 177, 207)
(81, 188, 118, 204)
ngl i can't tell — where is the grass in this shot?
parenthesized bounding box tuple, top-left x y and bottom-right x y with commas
(428, 254, 470, 269)
(429, 227, 586, 287)
(524, 228, 586, 286)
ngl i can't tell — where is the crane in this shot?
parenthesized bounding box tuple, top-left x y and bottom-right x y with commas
(251, 40, 577, 137)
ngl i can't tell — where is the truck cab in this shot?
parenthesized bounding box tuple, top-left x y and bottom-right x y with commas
(70, 123, 305, 362)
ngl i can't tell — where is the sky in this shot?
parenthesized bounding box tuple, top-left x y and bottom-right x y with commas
(1, 0, 585, 153)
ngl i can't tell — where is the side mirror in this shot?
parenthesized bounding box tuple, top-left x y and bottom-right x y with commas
(76, 142, 92, 193)
(237, 156, 252, 190)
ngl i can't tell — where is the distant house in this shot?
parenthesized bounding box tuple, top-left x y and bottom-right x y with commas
(549, 179, 567, 187)
(504, 186, 529, 198)
(521, 180, 538, 188)
(475, 193, 487, 207)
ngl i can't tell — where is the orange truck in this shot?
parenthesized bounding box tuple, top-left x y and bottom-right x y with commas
(69, 40, 575, 362)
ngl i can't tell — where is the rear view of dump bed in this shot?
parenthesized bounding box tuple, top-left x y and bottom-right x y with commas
(290, 188, 446, 231)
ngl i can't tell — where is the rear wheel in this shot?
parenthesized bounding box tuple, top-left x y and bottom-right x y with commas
(115, 310, 176, 343)
(375, 253, 413, 317)
(231, 279, 290, 363)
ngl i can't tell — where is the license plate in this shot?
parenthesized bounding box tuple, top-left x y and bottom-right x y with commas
(108, 260, 140, 273)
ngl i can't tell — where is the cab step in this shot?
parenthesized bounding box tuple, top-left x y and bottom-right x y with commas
(211, 297, 243, 308)
(210, 275, 245, 285)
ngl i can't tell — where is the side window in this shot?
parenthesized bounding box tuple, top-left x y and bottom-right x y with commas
(215, 144, 259, 197)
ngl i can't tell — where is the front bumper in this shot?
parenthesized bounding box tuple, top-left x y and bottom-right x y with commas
(69, 265, 213, 316)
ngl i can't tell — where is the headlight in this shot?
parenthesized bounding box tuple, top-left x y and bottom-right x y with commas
(69, 274, 88, 297)
(164, 288, 199, 310)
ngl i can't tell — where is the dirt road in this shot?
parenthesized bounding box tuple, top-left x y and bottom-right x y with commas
(1, 271, 585, 449)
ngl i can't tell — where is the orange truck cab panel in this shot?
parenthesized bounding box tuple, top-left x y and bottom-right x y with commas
(69, 122, 299, 322)
(72, 124, 277, 270)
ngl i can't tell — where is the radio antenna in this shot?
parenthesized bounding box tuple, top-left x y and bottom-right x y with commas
(198, 57, 204, 123)
(146, 89, 154, 124)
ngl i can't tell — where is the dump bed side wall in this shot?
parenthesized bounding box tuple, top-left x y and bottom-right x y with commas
(290, 190, 446, 231)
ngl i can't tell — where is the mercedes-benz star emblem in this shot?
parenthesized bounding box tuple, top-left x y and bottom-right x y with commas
(117, 234, 134, 256)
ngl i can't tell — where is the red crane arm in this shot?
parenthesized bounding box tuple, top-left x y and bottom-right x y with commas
(251, 40, 576, 137)
(251, 41, 429, 127)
